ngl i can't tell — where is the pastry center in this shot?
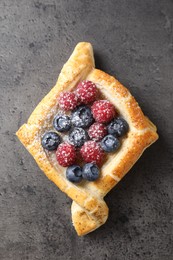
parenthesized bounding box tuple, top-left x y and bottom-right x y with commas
(41, 80, 129, 183)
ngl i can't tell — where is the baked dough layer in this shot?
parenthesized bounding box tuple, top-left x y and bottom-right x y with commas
(16, 42, 158, 236)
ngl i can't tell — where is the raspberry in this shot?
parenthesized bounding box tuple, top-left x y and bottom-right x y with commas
(56, 142, 76, 167)
(91, 100, 117, 123)
(80, 141, 105, 165)
(76, 81, 97, 104)
(88, 122, 107, 141)
(58, 91, 78, 111)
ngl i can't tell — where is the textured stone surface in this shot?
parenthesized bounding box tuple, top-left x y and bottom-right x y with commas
(0, 0, 173, 259)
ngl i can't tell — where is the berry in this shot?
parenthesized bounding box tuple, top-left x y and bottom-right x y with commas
(76, 80, 97, 104)
(88, 122, 107, 141)
(107, 117, 129, 137)
(91, 100, 117, 123)
(56, 142, 76, 167)
(41, 131, 61, 151)
(66, 165, 82, 183)
(82, 163, 100, 181)
(71, 105, 94, 128)
(53, 114, 71, 132)
(69, 127, 89, 147)
(58, 91, 78, 111)
(80, 141, 105, 165)
(100, 134, 120, 153)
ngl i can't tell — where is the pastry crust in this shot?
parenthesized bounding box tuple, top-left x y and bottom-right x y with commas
(16, 42, 158, 236)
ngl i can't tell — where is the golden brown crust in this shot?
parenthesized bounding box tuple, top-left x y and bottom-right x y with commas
(16, 42, 158, 236)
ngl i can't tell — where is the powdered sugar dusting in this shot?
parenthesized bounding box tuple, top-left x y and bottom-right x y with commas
(88, 122, 107, 141)
(76, 80, 97, 104)
(80, 141, 105, 165)
(91, 100, 117, 123)
(56, 142, 76, 167)
(59, 91, 78, 110)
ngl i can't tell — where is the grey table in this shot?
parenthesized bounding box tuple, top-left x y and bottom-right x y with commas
(0, 1, 173, 259)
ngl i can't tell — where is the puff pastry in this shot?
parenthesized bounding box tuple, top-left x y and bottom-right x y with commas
(16, 42, 158, 236)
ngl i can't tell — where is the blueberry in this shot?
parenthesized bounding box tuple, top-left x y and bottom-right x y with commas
(71, 105, 94, 128)
(82, 163, 100, 181)
(69, 127, 89, 147)
(100, 134, 120, 153)
(41, 131, 61, 151)
(107, 117, 129, 137)
(53, 114, 71, 132)
(66, 165, 82, 183)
